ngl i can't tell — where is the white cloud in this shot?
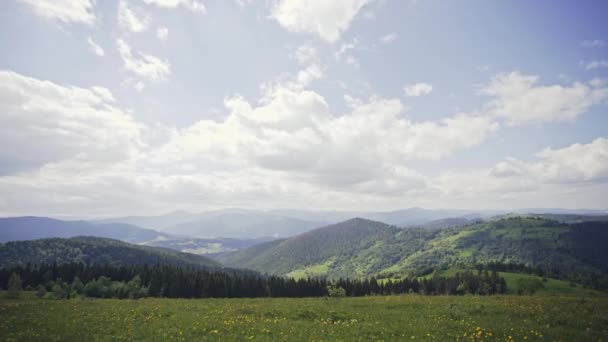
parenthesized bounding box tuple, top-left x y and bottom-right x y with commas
(16, 0, 95, 25)
(153, 83, 496, 194)
(116, 39, 171, 82)
(271, 0, 371, 42)
(157, 26, 169, 41)
(134, 81, 145, 92)
(142, 0, 206, 13)
(582, 60, 608, 70)
(438, 138, 608, 202)
(294, 44, 318, 65)
(404, 83, 433, 97)
(2, 68, 605, 215)
(86, 36, 105, 57)
(380, 32, 398, 44)
(581, 39, 606, 48)
(118, 0, 149, 33)
(234, 0, 252, 9)
(296, 64, 323, 86)
(532, 138, 608, 183)
(0, 70, 143, 171)
(482, 71, 608, 125)
(335, 39, 360, 67)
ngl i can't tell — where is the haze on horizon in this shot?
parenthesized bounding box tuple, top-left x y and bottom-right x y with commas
(1, 0, 608, 217)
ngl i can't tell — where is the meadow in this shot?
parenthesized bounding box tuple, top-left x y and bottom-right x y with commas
(1, 293, 607, 341)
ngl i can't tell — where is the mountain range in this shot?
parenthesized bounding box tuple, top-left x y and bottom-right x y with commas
(217, 216, 608, 279)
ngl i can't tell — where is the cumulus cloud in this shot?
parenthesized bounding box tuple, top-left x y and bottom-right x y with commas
(438, 138, 608, 203)
(294, 44, 318, 65)
(404, 83, 433, 97)
(335, 39, 360, 67)
(531, 138, 608, 184)
(151, 82, 497, 195)
(2, 68, 606, 216)
(87, 36, 105, 56)
(157, 26, 169, 41)
(116, 39, 171, 82)
(16, 0, 95, 25)
(271, 0, 371, 42)
(482, 71, 608, 125)
(142, 0, 206, 13)
(118, 0, 149, 33)
(0, 70, 143, 172)
(380, 32, 398, 44)
(582, 60, 608, 70)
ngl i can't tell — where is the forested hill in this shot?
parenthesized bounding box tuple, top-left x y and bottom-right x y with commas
(218, 217, 608, 280)
(0, 237, 221, 269)
(217, 218, 401, 277)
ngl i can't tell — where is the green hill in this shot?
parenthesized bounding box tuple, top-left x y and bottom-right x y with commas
(0, 236, 221, 269)
(218, 217, 608, 281)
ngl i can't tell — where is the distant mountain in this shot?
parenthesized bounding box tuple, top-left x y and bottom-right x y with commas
(162, 212, 326, 238)
(90, 207, 608, 240)
(267, 208, 491, 227)
(218, 216, 608, 279)
(93, 210, 200, 230)
(143, 236, 275, 255)
(0, 217, 171, 244)
(529, 213, 608, 223)
(416, 217, 480, 230)
(0, 236, 221, 269)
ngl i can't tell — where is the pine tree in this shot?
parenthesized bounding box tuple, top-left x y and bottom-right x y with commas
(7, 272, 22, 299)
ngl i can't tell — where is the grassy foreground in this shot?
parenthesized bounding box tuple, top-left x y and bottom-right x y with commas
(1, 295, 607, 341)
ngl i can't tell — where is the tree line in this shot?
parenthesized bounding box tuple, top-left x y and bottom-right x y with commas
(0, 262, 508, 299)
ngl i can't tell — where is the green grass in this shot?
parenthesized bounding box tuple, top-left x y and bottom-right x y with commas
(498, 272, 603, 296)
(421, 269, 605, 297)
(1, 295, 607, 341)
(286, 258, 335, 279)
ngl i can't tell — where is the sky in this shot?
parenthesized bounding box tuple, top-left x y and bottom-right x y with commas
(0, 0, 607, 217)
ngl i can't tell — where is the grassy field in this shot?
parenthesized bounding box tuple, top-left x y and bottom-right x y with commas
(1, 294, 607, 341)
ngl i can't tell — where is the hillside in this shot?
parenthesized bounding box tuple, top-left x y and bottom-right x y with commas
(218, 217, 608, 279)
(0, 237, 221, 269)
(0, 217, 170, 244)
(218, 218, 405, 277)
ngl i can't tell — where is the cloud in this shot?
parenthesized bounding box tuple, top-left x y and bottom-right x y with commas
(118, 0, 149, 33)
(116, 39, 171, 82)
(581, 39, 606, 48)
(142, 0, 206, 13)
(335, 39, 360, 67)
(270, 0, 371, 42)
(481, 71, 608, 125)
(16, 0, 95, 25)
(582, 60, 608, 70)
(294, 44, 318, 65)
(234, 0, 252, 9)
(0, 70, 143, 172)
(380, 32, 398, 44)
(1, 68, 605, 215)
(296, 64, 324, 86)
(532, 138, 608, 183)
(157, 26, 169, 41)
(152, 83, 497, 195)
(87, 36, 105, 56)
(438, 138, 608, 202)
(404, 83, 433, 97)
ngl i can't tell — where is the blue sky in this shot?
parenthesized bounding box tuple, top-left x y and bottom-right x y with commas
(0, 0, 607, 216)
